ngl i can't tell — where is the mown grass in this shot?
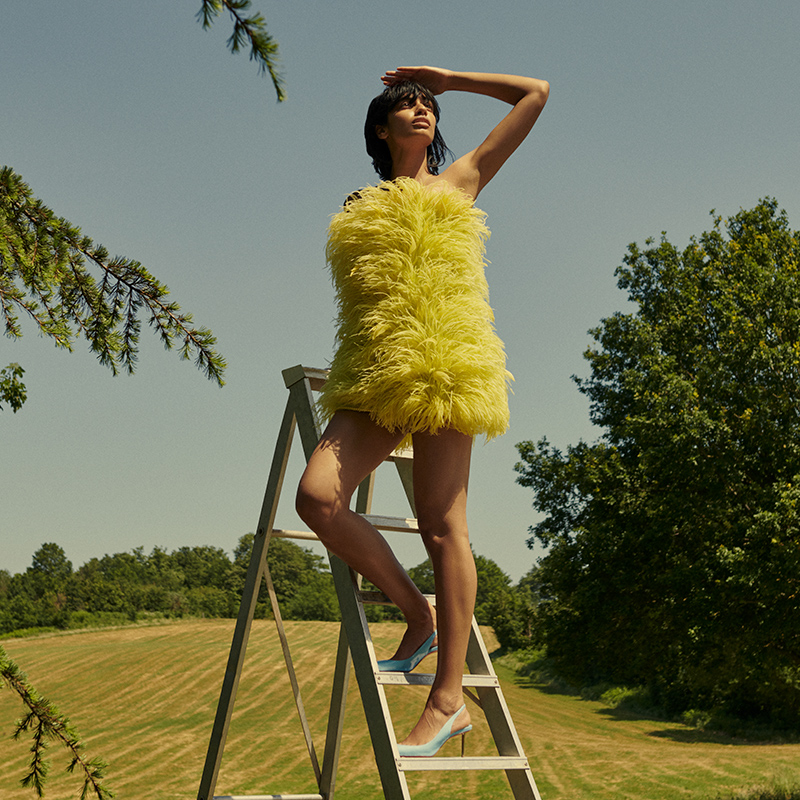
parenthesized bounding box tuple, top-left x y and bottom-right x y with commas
(1, 620, 799, 800)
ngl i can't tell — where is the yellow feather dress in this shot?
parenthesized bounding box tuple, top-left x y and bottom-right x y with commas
(319, 178, 512, 444)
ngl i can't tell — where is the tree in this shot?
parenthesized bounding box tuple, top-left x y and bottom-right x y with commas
(406, 560, 435, 595)
(168, 545, 233, 590)
(29, 543, 73, 588)
(486, 566, 543, 651)
(473, 553, 512, 624)
(266, 538, 340, 620)
(1, 1, 286, 412)
(515, 199, 800, 726)
(0, 362, 25, 412)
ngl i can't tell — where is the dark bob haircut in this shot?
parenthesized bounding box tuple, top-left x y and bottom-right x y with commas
(364, 81, 452, 181)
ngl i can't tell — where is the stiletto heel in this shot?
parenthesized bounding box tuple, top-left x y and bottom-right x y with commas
(377, 630, 437, 673)
(397, 704, 472, 757)
(460, 732, 467, 757)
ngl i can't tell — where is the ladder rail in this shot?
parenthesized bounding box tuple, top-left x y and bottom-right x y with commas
(198, 395, 298, 800)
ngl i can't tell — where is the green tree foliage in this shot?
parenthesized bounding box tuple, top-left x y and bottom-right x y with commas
(0, 362, 26, 411)
(0, 541, 528, 636)
(0, 645, 113, 798)
(0, 537, 341, 634)
(406, 560, 435, 595)
(0, 167, 227, 410)
(265, 537, 339, 621)
(515, 199, 800, 726)
(487, 566, 543, 652)
(473, 553, 512, 624)
(228, 533, 341, 621)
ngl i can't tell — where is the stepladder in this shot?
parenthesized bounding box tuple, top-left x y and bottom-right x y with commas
(197, 365, 542, 800)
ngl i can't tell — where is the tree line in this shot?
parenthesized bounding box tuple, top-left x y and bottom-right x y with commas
(0, 538, 331, 634)
(0, 539, 537, 639)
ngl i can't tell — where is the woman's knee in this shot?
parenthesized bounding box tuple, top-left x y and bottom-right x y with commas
(417, 514, 470, 553)
(296, 478, 333, 530)
(296, 472, 351, 540)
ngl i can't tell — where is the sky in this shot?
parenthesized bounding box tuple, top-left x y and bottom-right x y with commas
(2, 0, 799, 583)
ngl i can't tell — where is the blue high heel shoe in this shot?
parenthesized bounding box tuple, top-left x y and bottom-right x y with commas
(397, 704, 472, 757)
(377, 631, 437, 673)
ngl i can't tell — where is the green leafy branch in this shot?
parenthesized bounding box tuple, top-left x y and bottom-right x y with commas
(0, 645, 114, 799)
(197, 0, 285, 101)
(0, 362, 26, 412)
(0, 167, 226, 390)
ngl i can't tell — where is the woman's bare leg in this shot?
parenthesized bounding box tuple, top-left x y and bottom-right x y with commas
(399, 428, 475, 745)
(296, 410, 435, 659)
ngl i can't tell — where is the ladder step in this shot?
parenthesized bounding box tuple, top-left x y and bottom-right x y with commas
(214, 795, 324, 799)
(387, 446, 414, 463)
(271, 528, 320, 542)
(270, 513, 418, 545)
(359, 590, 435, 605)
(376, 672, 499, 688)
(363, 514, 419, 532)
(397, 756, 530, 772)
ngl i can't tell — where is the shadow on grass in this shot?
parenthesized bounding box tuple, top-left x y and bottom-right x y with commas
(511, 674, 580, 696)
(592, 706, 774, 745)
(494, 648, 800, 746)
(645, 726, 792, 746)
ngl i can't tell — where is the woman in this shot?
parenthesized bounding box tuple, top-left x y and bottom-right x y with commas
(296, 66, 549, 756)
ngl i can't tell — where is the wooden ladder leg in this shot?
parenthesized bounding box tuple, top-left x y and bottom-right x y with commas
(197, 399, 297, 800)
(318, 471, 375, 797)
(197, 525, 270, 800)
(287, 366, 350, 798)
(329, 554, 412, 800)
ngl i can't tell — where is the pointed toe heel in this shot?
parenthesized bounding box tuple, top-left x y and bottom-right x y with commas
(377, 630, 437, 673)
(396, 704, 472, 758)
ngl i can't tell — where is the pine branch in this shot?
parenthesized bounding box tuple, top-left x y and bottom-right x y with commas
(0, 645, 114, 799)
(197, 0, 286, 101)
(0, 167, 227, 386)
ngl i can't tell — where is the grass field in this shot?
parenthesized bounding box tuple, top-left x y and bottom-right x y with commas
(1, 619, 799, 800)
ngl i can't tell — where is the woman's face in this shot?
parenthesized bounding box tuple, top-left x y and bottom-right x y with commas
(377, 93, 436, 149)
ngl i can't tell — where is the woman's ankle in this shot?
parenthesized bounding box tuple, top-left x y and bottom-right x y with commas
(404, 597, 436, 632)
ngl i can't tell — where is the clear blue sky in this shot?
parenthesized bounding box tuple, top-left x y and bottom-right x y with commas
(2, 0, 799, 582)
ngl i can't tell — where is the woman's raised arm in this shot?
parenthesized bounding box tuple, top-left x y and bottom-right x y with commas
(382, 66, 549, 197)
